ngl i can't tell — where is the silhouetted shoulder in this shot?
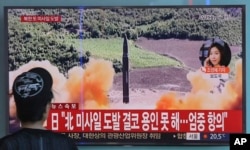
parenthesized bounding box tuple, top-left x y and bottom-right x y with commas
(0, 128, 78, 150)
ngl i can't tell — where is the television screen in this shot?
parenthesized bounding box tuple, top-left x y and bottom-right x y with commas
(5, 5, 245, 145)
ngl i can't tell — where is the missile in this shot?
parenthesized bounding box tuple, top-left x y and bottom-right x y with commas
(122, 34, 129, 104)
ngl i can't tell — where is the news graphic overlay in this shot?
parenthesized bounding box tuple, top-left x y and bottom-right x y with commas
(230, 134, 250, 150)
(5, 6, 245, 146)
(199, 38, 232, 94)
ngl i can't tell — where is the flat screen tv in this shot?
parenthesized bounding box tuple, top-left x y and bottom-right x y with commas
(4, 5, 245, 145)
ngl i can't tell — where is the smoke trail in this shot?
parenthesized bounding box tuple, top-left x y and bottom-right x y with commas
(66, 58, 115, 109)
(156, 59, 242, 110)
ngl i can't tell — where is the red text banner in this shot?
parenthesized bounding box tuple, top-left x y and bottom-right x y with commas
(46, 110, 242, 133)
(21, 15, 61, 22)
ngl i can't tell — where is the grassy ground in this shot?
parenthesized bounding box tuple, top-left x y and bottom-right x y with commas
(72, 38, 182, 68)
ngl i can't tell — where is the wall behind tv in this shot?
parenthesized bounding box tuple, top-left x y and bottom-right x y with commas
(0, 0, 249, 150)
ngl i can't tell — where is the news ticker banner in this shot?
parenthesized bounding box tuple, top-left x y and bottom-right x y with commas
(46, 106, 242, 133)
(45, 104, 244, 144)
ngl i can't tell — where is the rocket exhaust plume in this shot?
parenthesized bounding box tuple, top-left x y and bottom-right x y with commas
(156, 59, 243, 110)
(66, 58, 115, 109)
(123, 33, 129, 104)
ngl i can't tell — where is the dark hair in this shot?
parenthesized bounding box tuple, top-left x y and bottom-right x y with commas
(13, 67, 53, 123)
(15, 91, 53, 122)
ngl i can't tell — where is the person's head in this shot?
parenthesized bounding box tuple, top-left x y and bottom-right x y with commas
(200, 38, 231, 67)
(12, 67, 53, 123)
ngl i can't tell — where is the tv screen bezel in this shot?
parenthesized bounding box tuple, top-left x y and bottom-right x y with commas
(4, 5, 246, 146)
